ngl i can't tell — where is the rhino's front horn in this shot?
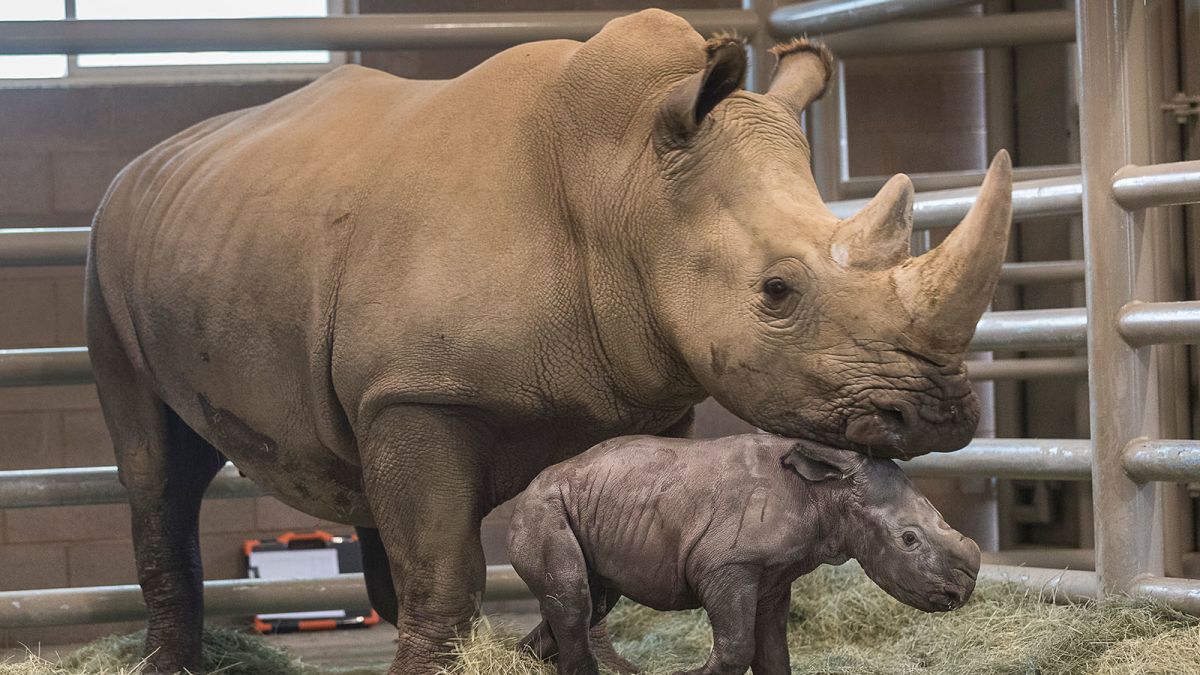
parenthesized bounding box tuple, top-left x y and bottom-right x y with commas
(830, 173, 914, 270)
(894, 150, 1014, 350)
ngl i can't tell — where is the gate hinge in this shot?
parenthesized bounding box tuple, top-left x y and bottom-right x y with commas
(1163, 92, 1200, 123)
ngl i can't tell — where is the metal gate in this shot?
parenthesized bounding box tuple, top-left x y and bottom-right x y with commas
(2, 0, 1200, 626)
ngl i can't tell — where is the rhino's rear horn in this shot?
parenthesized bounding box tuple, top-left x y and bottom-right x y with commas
(831, 173, 914, 270)
(658, 38, 746, 138)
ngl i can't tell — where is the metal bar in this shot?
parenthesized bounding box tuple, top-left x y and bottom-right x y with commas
(1130, 576, 1200, 616)
(743, 0, 776, 94)
(967, 356, 1088, 381)
(0, 347, 92, 387)
(828, 175, 1083, 230)
(0, 227, 90, 267)
(901, 438, 1092, 480)
(0, 11, 759, 54)
(997, 260, 1084, 285)
(769, 0, 980, 35)
(1123, 439, 1200, 483)
(978, 564, 1097, 603)
(0, 463, 262, 510)
(971, 307, 1088, 351)
(1112, 160, 1200, 210)
(838, 164, 1080, 199)
(809, 10, 1076, 57)
(1118, 301, 1200, 346)
(0, 565, 531, 628)
(1077, 0, 1177, 600)
(0, 308, 1088, 388)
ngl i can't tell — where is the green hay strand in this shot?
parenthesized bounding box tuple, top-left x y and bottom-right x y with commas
(5, 564, 1199, 674)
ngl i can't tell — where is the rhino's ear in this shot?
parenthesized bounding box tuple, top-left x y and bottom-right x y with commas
(767, 39, 834, 115)
(658, 37, 746, 139)
(782, 442, 863, 482)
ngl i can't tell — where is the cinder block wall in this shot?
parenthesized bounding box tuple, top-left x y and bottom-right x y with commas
(0, 1, 986, 648)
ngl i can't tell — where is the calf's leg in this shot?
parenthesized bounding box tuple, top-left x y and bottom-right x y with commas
(509, 494, 598, 675)
(750, 586, 791, 675)
(673, 569, 759, 675)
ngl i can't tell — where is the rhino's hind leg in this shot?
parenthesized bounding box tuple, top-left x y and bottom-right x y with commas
(355, 526, 399, 626)
(87, 283, 224, 673)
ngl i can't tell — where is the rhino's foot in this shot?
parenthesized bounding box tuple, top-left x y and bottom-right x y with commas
(388, 621, 467, 675)
(142, 628, 202, 675)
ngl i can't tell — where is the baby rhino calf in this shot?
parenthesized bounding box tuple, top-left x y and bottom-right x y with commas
(508, 433, 981, 675)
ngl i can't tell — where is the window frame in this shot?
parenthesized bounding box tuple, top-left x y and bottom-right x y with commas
(0, 0, 348, 87)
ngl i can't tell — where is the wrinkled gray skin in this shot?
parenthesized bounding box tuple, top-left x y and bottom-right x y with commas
(85, 9, 1009, 674)
(509, 434, 981, 675)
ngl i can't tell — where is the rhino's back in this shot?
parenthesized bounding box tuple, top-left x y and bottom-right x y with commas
(89, 44, 581, 500)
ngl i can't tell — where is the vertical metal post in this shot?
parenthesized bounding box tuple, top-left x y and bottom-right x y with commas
(1077, 0, 1181, 596)
(809, 63, 846, 201)
(743, 0, 775, 94)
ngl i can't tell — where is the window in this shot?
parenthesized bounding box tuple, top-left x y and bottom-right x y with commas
(1, 0, 342, 83)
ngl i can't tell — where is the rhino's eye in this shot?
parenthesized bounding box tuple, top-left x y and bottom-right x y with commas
(763, 277, 791, 301)
(901, 531, 920, 549)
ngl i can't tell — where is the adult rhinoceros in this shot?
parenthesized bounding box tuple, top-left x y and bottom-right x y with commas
(85, 9, 1011, 674)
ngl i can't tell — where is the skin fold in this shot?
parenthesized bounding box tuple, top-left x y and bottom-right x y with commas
(85, 10, 1008, 674)
(509, 434, 981, 675)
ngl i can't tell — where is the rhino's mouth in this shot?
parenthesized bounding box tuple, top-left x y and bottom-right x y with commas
(843, 390, 980, 459)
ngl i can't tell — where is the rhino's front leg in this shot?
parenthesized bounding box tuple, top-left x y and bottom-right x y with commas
(675, 568, 760, 675)
(360, 405, 491, 675)
(749, 585, 791, 675)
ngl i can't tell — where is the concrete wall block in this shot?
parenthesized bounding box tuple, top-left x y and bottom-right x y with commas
(53, 273, 87, 347)
(5, 504, 130, 544)
(0, 154, 54, 216)
(0, 386, 99, 414)
(0, 411, 64, 470)
(4, 620, 145, 650)
(252, 496, 344, 534)
(0, 279, 58, 348)
(51, 152, 140, 215)
(61, 408, 113, 468)
(0, 88, 114, 154)
(200, 498, 256, 534)
(66, 539, 137, 587)
(0, 543, 69, 591)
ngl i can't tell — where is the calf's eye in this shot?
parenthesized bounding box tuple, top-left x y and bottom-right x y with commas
(901, 531, 919, 549)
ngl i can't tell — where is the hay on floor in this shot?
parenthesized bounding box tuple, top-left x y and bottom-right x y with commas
(4, 563, 1199, 674)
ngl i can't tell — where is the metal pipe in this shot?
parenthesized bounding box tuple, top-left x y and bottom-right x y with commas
(0, 565, 531, 628)
(978, 564, 1097, 603)
(997, 260, 1085, 285)
(0, 463, 262, 509)
(743, 0, 776, 94)
(966, 356, 1088, 381)
(971, 307, 1088, 351)
(901, 438, 1092, 481)
(0, 347, 92, 387)
(828, 175, 1083, 230)
(0, 11, 759, 54)
(982, 548, 1095, 571)
(1112, 160, 1200, 210)
(1130, 576, 1200, 616)
(1118, 301, 1200, 346)
(838, 164, 1080, 199)
(1123, 439, 1200, 483)
(811, 10, 1076, 57)
(0, 227, 90, 267)
(769, 0, 980, 35)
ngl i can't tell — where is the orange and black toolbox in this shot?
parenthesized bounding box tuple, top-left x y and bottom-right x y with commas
(243, 531, 380, 634)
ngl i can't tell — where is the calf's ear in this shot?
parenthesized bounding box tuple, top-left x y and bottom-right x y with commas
(658, 37, 746, 139)
(783, 449, 843, 482)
